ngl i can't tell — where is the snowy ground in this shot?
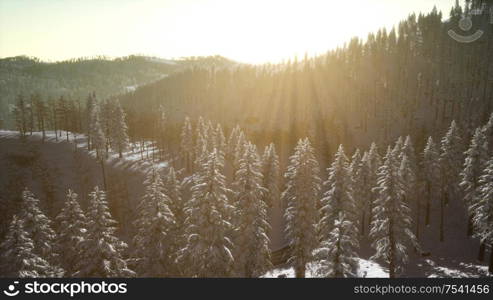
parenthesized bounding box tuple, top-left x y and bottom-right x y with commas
(263, 259, 388, 278)
(0, 130, 490, 277)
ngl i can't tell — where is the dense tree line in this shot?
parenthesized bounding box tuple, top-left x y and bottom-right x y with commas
(116, 2, 492, 166)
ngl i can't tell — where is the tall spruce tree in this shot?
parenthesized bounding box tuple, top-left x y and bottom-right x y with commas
(164, 166, 185, 273)
(365, 142, 382, 230)
(76, 186, 135, 277)
(399, 136, 420, 239)
(261, 143, 280, 209)
(232, 143, 271, 277)
(180, 116, 194, 172)
(178, 149, 234, 277)
(349, 149, 366, 235)
(56, 190, 87, 276)
(18, 188, 58, 264)
(370, 147, 418, 278)
(440, 120, 464, 205)
(319, 145, 356, 241)
(359, 151, 372, 236)
(422, 137, 441, 228)
(0, 215, 63, 278)
(111, 100, 129, 158)
(283, 138, 321, 278)
(471, 156, 493, 273)
(314, 212, 359, 278)
(461, 128, 489, 236)
(133, 169, 176, 277)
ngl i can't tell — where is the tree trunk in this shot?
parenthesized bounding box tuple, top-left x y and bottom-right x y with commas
(425, 182, 431, 226)
(140, 140, 144, 160)
(478, 242, 485, 262)
(119, 149, 122, 159)
(361, 211, 365, 236)
(41, 119, 45, 143)
(295, 264, 306, 278)
(100, 158, 107, 191)
(416, 196, 420, 240)
(389, 218, 395, 278)
(368, 201, 373, 232)
(440, 194, 444, 242)
(467, 214, 474, 237)
(489, 244, 493, 274)
(425, 200, 431, 226)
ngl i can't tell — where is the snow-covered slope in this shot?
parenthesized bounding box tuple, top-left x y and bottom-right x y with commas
(0, 130, 168, 242)
(0, 130, 490, 277)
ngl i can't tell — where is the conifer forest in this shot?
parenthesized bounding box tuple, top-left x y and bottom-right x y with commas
(1, 0, 493, 279)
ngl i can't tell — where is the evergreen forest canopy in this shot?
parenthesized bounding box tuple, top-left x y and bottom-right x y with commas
(2, 0, 493, 278)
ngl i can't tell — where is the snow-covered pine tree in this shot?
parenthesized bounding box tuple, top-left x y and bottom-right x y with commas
(214, 123, 226, 155)
(461, 128, 489, 237)
(399, 136, 420, 239)
(471, 156, 493, 273)
(314, 212, 359, 278)
(180, 116, 194, 173)
(232, 131, 247, 181)
(205, 120, 216, 153)
(364, 142, 382, 230)
(359, 151, 372, 236)
(226, 125, 241, 159)
(56, 190, 87, 276)
(194, 130, 207, 172)
(76, 186, 135, 277)
(319, 145, 356, 242)
(440, 120, 465, 205)
(349, 149, 366, 235)
(283, 138, 321, 278)
(85, 93, 95, 150)
(482, 112, 493, 156)
(422, 137, 441, 228)
(399, 155, 419, 237)
(0, 215, 64, 278)
(89, 103, 108, 189)
(370, 147, 418, 278)
(132, 168, 176, 277)
(111, 100, 129, 158)
(156, 104, 167, 159)
(18, 188, 58, 264)
(393, 136, 404, 154)
(399, 136, 419, 185)
(102, 100, 114, 147)
(100, 99, 113, 155)
(261, 143, 280, 209)
(90, 103, 106, 159)
(178, 149, 234, 277)
(164, 166, 185, 272)
(232, 143, 271, 277)
(13, 95, 28, 138)
(196, 116, 206, 141)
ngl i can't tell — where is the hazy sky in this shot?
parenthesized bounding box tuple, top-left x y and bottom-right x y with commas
(0, 0, 456, 64)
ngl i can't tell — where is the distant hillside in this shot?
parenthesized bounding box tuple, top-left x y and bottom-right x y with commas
(0, 55, 237, 127)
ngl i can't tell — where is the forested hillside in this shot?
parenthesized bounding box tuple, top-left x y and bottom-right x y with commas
(0, 55, 236, 128)
(117, 3, 493, 163)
